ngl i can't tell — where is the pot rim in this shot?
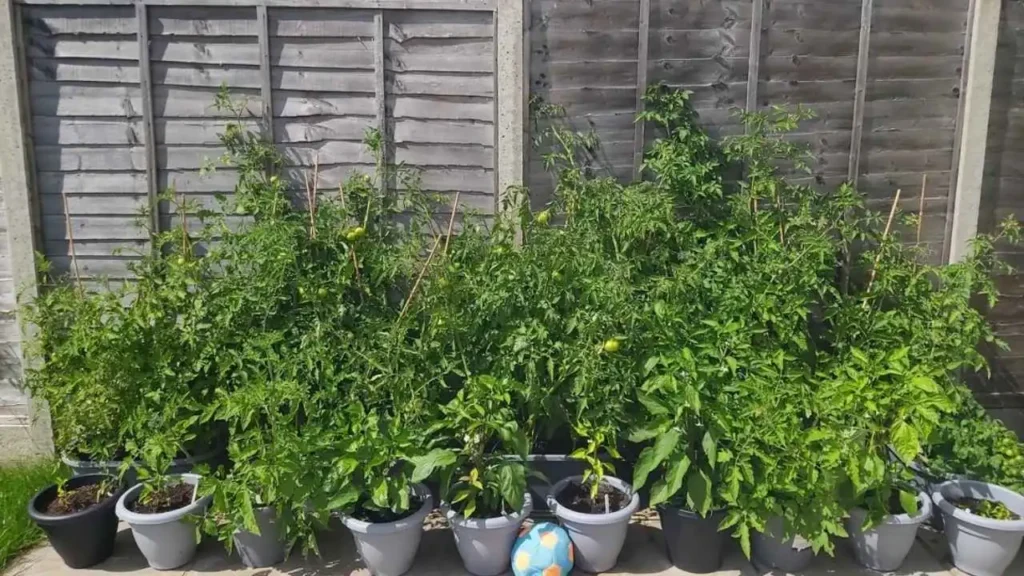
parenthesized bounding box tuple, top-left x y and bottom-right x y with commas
(339, 483, 433, 535)
(115, 473, 212, 526)
(932, 480, 1024, 532)
(851, 491, 933, 526)
(442, 492, 533, 530)
(655, 503, 729, 520)
(62, 445, 221, 470)
(546, 475, 639, 525)
(28, 474, 124, 525)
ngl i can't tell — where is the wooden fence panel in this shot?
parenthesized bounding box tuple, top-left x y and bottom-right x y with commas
(18, 3, 504, 279)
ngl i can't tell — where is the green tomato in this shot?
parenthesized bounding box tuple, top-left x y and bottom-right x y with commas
(176, 256, 186, 265)
(536, 210, 551, 225)
(317, 288, 328, 298)
(603, 338, 621, 353)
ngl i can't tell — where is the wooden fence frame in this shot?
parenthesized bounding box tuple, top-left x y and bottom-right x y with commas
(0, 0, 523, 455)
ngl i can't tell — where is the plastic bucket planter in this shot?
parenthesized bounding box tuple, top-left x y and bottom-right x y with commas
(932, 480, 1024, 576)
(845, 491, 932, 571)
(233, 506, 288, 568)
(442, 493, 532, 576)
(63, 445, 224, 486)
(27, 474, 125, 569)
(115, 473, 212, 570)
(546, 475, 639, 573)
(657, 506, 729, 573)
(751, 517, 814, 573)
(339, 483, 433, 576)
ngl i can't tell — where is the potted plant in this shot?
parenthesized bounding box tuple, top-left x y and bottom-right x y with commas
(27, 473, 125, 568)
(115, 441, 213, 570)
(628, 350, 731, 573)
(324, 402, 433, 576)
(932, 479, 1024, 576)
(411, 375, 534, 576)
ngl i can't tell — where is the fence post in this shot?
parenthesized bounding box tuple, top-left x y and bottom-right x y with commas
(948, 0, 1002, 263)
(847, 0, 874, 186)
(0, 0, 53, 457)
(745, 0, 764, 116)
(495, 0, 524, 214)
(632, 0, 651, 179)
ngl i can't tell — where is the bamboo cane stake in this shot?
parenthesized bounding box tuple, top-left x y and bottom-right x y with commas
(917, 174, 927, 244)
(867, 188, 901, 293)
(399, 193, 461, 320)
(61, 190, 82, 293)
(443, 191, 461, 256)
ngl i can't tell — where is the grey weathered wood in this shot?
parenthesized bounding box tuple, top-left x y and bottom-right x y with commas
(745, 0, 763, 114)
(388, 10, 494, 39)
(27, 59, 139, 84)
(944, 0, 975, 263)
(21, 0, 495, 10)
(276, 91, 376, 117)
(150, 6, 257, 36)
(149, 38, 260, 66)
(32, 117, 143, 145)
(389, 71, 493, 97)
(386, 39, 494, 73)
(269, 8, 373, 36)
(21, 6, 136, 35)
(257, 5, 272, 141)
(40, 193, 147, 216)
(37, 171, 147, 194)
(632, 0, 650, 179)
(393, 118, 493, 146)
(395, 143, 494, 169)
(273, 39, 374, 69)
(847, 0, 874, 185)
(137, 3, 159, 236)
(274, 117, 374, 143)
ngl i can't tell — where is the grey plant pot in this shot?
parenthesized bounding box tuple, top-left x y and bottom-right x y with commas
(751, 517, 814, 573)
(233, 506, 288, 568)
(442, 493, 532, 576)
(115, 474, 212, 570)
(546, 475, 639, 573)
(339, 484, 433, 576)
(932, 479, 1024, 576)
(846, 491, 932, 572)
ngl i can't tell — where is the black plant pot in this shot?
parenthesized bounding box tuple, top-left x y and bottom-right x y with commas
(657, 505, 729, 574)
(27, 474, 125, 569)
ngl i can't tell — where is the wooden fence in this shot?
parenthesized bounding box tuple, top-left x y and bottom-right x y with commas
(2, 0, 1023, 451)
(0, 0, 523, 456)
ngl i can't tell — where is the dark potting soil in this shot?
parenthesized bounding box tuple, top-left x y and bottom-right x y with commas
(556, 480, 629, 514)
(952, 496, 1021, 521)
(45, 483, 113, 515)
(128, 482, 195, 514)
(351, 495, 424, 524)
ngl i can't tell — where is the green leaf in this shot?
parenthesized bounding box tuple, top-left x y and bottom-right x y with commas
(240, 490, 259, 534)
(738, 522, 751, 559)
(632, 446, 659, 490)
(685, 468, 712, 516)
(372, 478, 390, 508)
(498, 463, 526, 512)
(899, 490, 919, 515)
(638, 393, 670, 416)
(909, 375, 939, 394)
(628, 425, 662, 443)
(702, 431, 717, 468)
(650, 455, 690, 506)
(891, 421, 921, 462)
(409, 449, 457, 483)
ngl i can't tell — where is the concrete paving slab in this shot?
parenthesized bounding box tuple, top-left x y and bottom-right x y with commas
(6, 515, 1002, 576)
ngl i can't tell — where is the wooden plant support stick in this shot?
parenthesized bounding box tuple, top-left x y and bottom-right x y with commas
(917, 173, 927, 244)
(305, 153, 320, 239)
(179, 190, 190, 256)
(443, 191, 461, 256)
(399, 234, 442, 321)
(61, 190, 83, 293)
(867, 188, 902, 294)
(399, 194, 460, 321)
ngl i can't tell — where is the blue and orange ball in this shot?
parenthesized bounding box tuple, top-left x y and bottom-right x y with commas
(511, 522, 574, 576)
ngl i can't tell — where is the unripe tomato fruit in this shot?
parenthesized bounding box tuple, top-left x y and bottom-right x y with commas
(603, 338, 621, 353)
(536, 210, 551, 225)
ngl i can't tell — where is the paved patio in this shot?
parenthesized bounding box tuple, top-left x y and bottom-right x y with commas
(8, 514, 1023, 576)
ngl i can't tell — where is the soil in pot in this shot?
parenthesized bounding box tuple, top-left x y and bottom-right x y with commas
(45, 482, 116, 515)
(29, 474, 124, 569)
(349, 494, 424, 524)
(128, 482, 195, 514)
(555, 480, 630, 513)
(953, 497, 1021, 520)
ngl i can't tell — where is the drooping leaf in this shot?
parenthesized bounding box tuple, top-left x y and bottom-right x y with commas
(685, 468, 712, 516)
(409, 449, 457, 483)
(702, 431, 717, 468)
(650, 455, 690, 506)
